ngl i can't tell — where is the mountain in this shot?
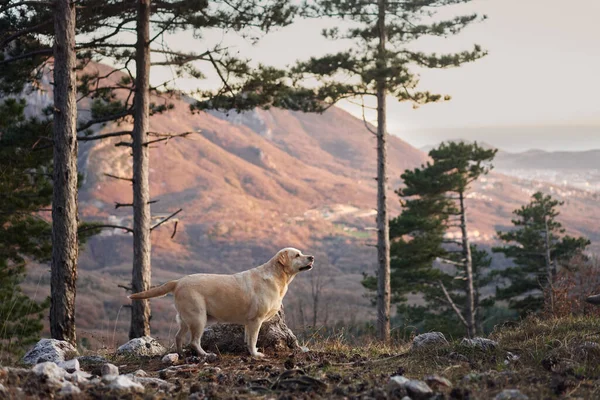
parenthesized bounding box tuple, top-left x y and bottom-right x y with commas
(21, 63, 600, 348)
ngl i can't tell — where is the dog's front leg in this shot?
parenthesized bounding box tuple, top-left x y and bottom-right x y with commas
(243, 325, 248, 345)
(246, 320, 264, 358)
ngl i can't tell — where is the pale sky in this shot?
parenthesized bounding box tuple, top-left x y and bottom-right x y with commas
(148, 0, 600, 150)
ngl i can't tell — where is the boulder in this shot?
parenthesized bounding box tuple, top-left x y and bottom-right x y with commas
(22, 339, 78, 365)
(117, 336, 167, 357)
(201, 310, 299, 354)
(411, 332, 449, 350)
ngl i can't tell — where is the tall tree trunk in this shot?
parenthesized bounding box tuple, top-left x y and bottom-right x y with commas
(543, 216, 554, 314)
(375, 0, 391, 343)
(51, 0, 78, 344)
(459, 190, 476, 338)
(129, 0, 152, 339)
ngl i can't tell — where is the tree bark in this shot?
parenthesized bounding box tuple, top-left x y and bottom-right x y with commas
(51, 0, 78, 344)
(129, 0, 152, 339)
(543, 216, 555, 314)
(375, 0, 391, 343)
(459, 190, 476, 338)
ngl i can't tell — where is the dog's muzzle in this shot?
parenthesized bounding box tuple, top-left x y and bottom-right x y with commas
(299, 261, 314, 271)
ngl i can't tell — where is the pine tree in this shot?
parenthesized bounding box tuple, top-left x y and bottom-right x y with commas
(365, 141, 496, 337)
(493, 192, 590, 317)
(294, 0, 487, 341)
(0, 99, 51, 357)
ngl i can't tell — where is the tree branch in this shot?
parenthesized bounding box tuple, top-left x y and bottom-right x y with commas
(78, 224, 133, 234)
(150, 208, 182, 231)
(104, 173, 133, 182)
(77, 110, 133, 132)
(77, 131, 132, 141)
(438, 280, 468, 328)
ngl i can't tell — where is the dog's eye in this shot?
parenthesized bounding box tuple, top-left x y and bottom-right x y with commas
(295, 254, 300, 258)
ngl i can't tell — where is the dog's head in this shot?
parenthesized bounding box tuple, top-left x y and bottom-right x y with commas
(276, 247, 314, 275)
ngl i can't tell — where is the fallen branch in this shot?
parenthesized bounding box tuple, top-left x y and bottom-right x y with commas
(438, 280, 468, 328)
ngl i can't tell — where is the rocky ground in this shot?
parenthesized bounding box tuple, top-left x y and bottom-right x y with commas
(2, 316, 600, 399)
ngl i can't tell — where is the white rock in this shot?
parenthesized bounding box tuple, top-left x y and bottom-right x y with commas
(411, 332, 449, 349)
(22, 339, 78, 365)
(101, 363, 119, 377)
(131, 369, 148, 377)
(461, 337, 499, 351)
(425, 374, 452, 388)
(117, 336, 166, 357)
(67, 370, 93, 385)
(388, 375, 410, 392)
(495, 389, 529, 400)
(388, 375, 433, 400)
(108, 375, 145, 392)
(58, 381, 82, 396)
(57, 358, 80, 373)
(32, 362, 67, 386)
(161, 353, 179, 365)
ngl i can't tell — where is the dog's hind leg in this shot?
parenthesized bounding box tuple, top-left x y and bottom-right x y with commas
(175, 313, 189, 356)
(187, 310, 209, 357)
(246, 319, 265, 358)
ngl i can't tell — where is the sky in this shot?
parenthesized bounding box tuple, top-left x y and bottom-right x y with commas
(150, 0, 600, 152)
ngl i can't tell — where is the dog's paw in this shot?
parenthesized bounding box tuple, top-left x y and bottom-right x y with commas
(251, 351, 265, 358)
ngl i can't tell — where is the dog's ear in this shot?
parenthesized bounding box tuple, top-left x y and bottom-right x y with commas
(277, 251, 289, 267)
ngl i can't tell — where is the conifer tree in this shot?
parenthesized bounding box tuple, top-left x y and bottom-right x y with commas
(494, 192, 590, 316)
(0, 99, 52, 356)
(294, 0, 487, 341)
(365, 141, 496, 337)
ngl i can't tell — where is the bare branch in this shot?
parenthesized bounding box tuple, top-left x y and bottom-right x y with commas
(438, 280, 468, 328)
(78, 224, 134, 234)
(170, 221, 178, 239)
(77, 110, 133, 132)
(150, 208, 182, 231)
(77, 131, 132, 141)
(104, 173, 133, 182)
(115, 200, 157, 209)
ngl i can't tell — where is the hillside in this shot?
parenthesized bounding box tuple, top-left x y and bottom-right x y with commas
(21, 62, 600, 348)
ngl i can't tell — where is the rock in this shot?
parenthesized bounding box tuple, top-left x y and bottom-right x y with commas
(107, 375, 145, 393)
(22, 339, 78, 365)
(133, 376, 173, 390)
(57, 359, 80, 373)
(405, 380, 434, 399)
(32, 362, 67, 386)
(131, 369, 148, 377)
(101, 363, 119, 377)
(505, 351, 520, 365)
(460, 337, 499, 351)
(495, 389, 529, 400)
(77, 355, 108, 364)
(202, 310, 299, 354)
(388, 376, 433, 400)
(411, 332, 449, 350)
(425, 374, 452, 389)
(117, 336, 167, 357)
(0, 383, 7, 396)
(58, 381, 81, 396)
(162, 353, 179, 365)
(68, 370, 93, 385)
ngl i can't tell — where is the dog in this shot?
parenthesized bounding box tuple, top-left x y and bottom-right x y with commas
(128, 247, 314, 358)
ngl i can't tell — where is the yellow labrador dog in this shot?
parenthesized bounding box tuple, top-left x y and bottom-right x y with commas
(129, 247, 314, 358)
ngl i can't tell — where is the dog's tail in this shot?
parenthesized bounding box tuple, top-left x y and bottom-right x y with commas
(128, 280, 178, 300)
